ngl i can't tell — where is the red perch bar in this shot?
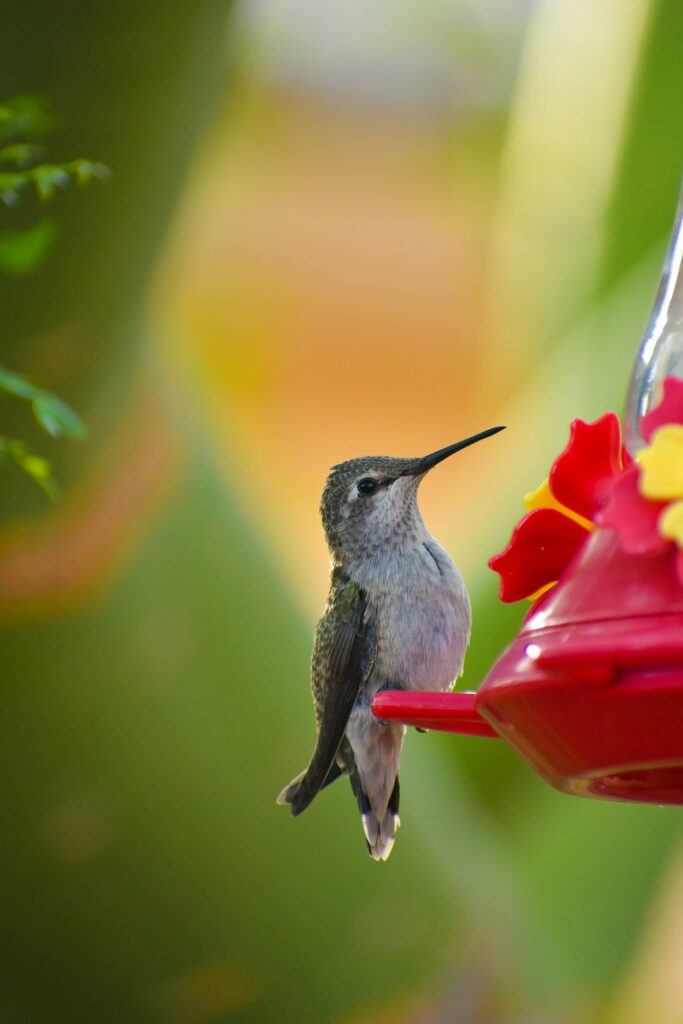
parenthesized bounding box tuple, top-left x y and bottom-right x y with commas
(371, 690, 498, 738)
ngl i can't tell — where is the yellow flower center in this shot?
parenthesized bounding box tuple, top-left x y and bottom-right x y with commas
(638, 425, 683, 501)
(659, 499, 683, 547)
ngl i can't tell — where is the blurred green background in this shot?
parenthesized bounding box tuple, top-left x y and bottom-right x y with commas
(1, 2, 683, 1021)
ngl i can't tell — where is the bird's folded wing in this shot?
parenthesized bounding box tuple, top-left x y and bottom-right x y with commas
(289, 582, 371, 816)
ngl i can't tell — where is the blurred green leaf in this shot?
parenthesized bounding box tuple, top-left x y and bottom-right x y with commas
(0, 94, 109, 208)
(0, 95, 56, 145)
(0, 170, 26, 206)
(0, 364, 39, 399)
(0, 96, 101, 502)
(0, 160, 110, 206)
(32, 391, 86, 439)
(0, 363, 86, 439)
(31, 163, 71, 202)
(0, 142, 45, 167)
(0, 436, 57, 498)
(68, 158, 110, 186)
(0, 220, 56, 275)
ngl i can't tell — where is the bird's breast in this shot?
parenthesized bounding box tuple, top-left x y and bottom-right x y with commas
(367, 540, 471, 693)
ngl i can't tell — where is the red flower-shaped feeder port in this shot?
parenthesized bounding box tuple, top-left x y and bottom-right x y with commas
(488, 411, 627, 603)
(372, 377, 683, 806)
(600, 376, 683, 585)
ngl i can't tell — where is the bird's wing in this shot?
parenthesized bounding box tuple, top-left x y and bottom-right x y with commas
(288, 575, 373, 816)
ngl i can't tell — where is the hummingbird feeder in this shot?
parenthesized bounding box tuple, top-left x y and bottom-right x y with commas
(372, 182, 683, 805)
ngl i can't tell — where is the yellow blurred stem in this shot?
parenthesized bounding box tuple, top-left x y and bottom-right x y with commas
(527, 581, 556, 602)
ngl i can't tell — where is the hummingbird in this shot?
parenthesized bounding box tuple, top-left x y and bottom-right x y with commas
(278, 426, 505, 860)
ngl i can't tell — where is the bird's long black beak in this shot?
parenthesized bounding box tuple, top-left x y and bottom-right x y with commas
(400, 425, 506, 477)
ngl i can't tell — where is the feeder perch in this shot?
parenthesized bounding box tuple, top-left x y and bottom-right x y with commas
(372, 181, 683, 805)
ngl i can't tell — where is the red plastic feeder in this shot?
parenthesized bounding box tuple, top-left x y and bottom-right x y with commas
(373, 529, 683, 804)
(373, 180, 683, 806)
(482, 528, 683, 803)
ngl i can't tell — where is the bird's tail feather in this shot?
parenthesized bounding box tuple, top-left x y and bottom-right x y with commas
(344, 728, 402, 862)
(357, 775, 400, 861)
(276, 760, 344, 812)
(278, 724, 403, 862)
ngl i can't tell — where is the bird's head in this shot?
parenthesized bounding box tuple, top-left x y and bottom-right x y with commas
(320, 426, 505, 561)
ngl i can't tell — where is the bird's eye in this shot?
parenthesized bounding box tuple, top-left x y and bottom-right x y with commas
(357, 478, 378, 495)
